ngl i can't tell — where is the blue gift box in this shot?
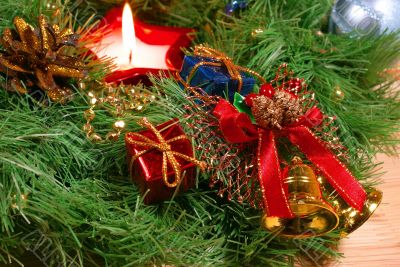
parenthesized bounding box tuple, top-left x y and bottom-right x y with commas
(179, 55, 256, 102)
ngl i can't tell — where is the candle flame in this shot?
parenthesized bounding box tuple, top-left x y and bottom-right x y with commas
(122, 2, 136, 64)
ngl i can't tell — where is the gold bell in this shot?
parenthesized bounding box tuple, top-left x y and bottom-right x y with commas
(319, 176, 382, 237)
(262, 157, 339, 238)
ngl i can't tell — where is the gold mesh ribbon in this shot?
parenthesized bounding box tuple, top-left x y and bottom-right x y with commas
(187, 45, 267, 93)
(126, 118, 207, 188)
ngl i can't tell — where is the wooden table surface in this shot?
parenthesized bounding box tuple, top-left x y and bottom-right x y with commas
(337, 154, 400, 266)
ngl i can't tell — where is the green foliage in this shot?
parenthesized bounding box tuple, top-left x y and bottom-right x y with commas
(0, 0, 43, 29)
(0, 0, 398, 266)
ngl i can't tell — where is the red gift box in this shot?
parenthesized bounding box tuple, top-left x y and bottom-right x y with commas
(125, 119, 197, 204)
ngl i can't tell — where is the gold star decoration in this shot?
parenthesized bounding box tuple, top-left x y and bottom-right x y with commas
(0, 15, 87, 102)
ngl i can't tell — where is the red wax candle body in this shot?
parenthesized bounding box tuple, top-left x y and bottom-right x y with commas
(93, 7, 194, 85)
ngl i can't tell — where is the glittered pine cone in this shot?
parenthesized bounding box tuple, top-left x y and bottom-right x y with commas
(251, 91, 304, 129)
(273, 90, 303, 125)
(0, 15, 87, 102)
(251, 95, 284, 129)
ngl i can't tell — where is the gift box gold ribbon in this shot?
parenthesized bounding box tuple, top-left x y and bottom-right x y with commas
(126, 118, 207, 188)
(185, 45, 267, 93)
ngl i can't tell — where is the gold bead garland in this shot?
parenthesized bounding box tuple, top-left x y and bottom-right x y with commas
(82, 82, 155, 142)
(332, 85, 345, 102)
(251, 28, 264, 37)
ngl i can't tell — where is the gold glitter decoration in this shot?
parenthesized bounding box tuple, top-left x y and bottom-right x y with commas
(126, 118, 207, 188)
(252, 91, 304, 129)
(0, 15, 87, 102)
(82, 82, 155, 143)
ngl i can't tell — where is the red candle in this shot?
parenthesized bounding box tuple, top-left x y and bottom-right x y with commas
(91, 3, 194, 85)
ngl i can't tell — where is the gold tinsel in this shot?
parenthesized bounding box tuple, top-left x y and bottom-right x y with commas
(0, 15, 87, 102)
(252, 91, 304, 129)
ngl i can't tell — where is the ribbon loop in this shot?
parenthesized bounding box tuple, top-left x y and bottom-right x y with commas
(126, 118, 207, 188)
(213, 99, 258, 143)
(294, 106, 324, 128)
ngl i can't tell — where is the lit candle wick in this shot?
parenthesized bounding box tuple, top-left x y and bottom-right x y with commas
(122, 2, 136, 65)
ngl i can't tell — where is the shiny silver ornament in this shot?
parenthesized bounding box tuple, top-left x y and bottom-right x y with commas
(329, 0, 400, 36)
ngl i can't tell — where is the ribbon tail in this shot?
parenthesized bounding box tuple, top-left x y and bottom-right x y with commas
(287, 126, 367, 212)
(258, 130, 294, 218)
(163, 152, 181, 188)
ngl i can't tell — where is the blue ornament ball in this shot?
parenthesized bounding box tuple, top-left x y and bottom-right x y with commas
(329, 0, 400, 36)
(225, 0, 248, 15)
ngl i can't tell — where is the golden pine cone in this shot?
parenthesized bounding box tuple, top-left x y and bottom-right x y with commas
(0, 15, 87, 102)
(273, 90, 303, 125)
(251, 95, 284, 129)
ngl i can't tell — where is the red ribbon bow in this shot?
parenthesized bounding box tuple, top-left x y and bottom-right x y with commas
(213, 99, 366, 218)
